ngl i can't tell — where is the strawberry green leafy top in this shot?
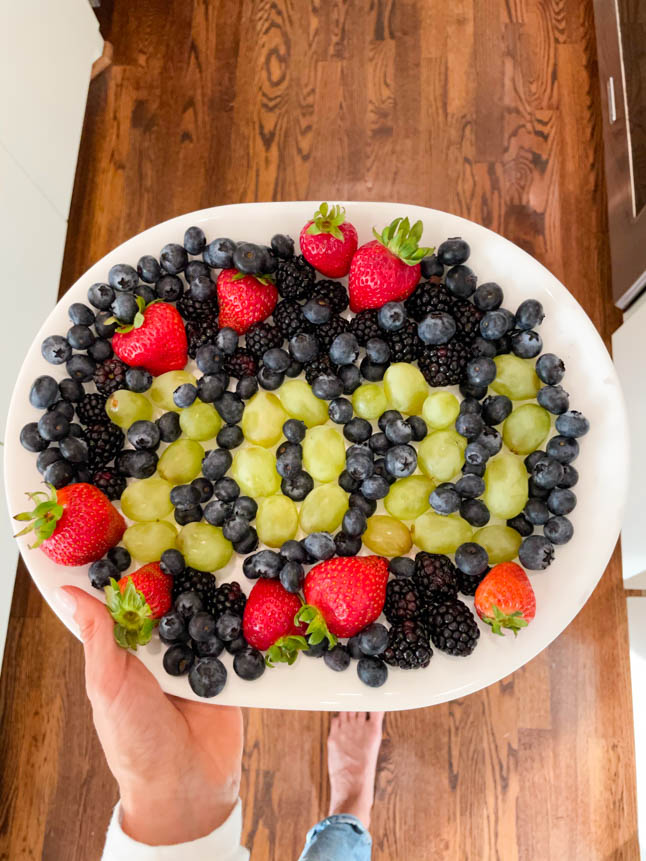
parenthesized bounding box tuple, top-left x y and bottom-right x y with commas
(306, 202, 348, 241)
(372, 217, 433, 266)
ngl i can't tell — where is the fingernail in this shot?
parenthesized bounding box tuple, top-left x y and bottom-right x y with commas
(54, 587, 81, 638)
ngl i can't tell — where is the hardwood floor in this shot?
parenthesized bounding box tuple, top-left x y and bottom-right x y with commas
(0, 1, 637, 858)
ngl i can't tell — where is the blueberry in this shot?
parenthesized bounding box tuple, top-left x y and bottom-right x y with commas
(186, 261, 212, 284)
(303, 298, 332, 325)
(459, 381, 488, 401)
(555, 411, 589, 438)
(189, 477, 213, 504)
(212, 329, 236, 358)
(524, 499, 550, 525)
(324, 645, 351, 672)
(233, 528, 259, 555)
(214, 392, 244, 424)
(510, 329, 542, 359)
(368, 432, 390, 455)
(127, 420, 160, 450)
(116, 450, 158, 479)
(260, 348, 289, 374)
(159, 243, 188, 275)
(270, 234, 294, 259)
(67, 303, 95, 328)
(221, 515, 251, 544)
(438, 237, 470, 266)
(257, 366, 284, 390)
(519, 535, 554, 570)
(338, 469, 360, 492)
(124, 368, 152, 393)
(455, 474, 485, 498)
(203, 237, 236, 269)
(58, 378, 84, 402)
(171, 484, 202, 509)
(358, 623, 389, 656)
(347, 636, 366, 659)
(312, 374, 344, 400)
(334, 531, 362, 556)
(66, 354, 96, 382)
(430, 484, 461, 514)
(343, 508, 367, 536)
(137, 254, 162, 283)
(345, 450, 374, 482)
(189, 656, 228, 697)
(156, 411, 182, 442)
(88, 339, 113, 361)
(528, 477, 550, 500)
(462, 461, 486, 477)
(175, 591, 204, 619)
(460, 498, 490, 526)
(50, 400, 75, 421)
(515, 299, 545, 330)
(359, 358, 387, 381)
(455, 542, 489, 576)
(280, 539, 308, 563)
(280, 560, 305, 593)
(479, 310, 508, 340)
(196, 373, 227, 404)
(524, 450, 545, 473)
(59, 436, 88, 463)
(536, 353, 565, 385)
(384, 444, 417, 478)
(160, 548, 185, 576)
(88, 282, 115, 310)
(506, 513, 534, 537)
(278, 419, 304, 445)
(455, 412, 485, 440)
(385, 419, 412, 445)
(465, 357, 496, 388)
(338, 363, 361, 394)
(174, 504, 203, 526)
(302, 532, 336, 561)
(546, 435, 579, 464)
(158, 611, 187, 644)
(349, 492, 377, 517)
(244, 549, 283, 580)
(329, 332, 359, 365)
(109, 263, 139, 292)
(41, 335, 71, 365)
(281, 471, 314, 501)
(408, 416, 427, 441)
(544, 515, 574, 544)
(215, 612, 242, 643)
(373, 458, 396, 486)
(547, 487, 576, 516)
(464, 441, 489, 466)
(30, 375, 59, 409)
(236, 375, 259, 400)
(234, 647, 266, 681)
(195, 634, 226, 657)
(155, 274, 183, 301)
(473, 282, 503, 311)
(289, 333, 320, 364)
(303, 639, 329, 658)
(134, 283, 155, 305)
(276, 443, 303, 478)
(481, 394, 512, 425)
(476, 427, 502, 457)
(213, 477, 239, 503)
(342, 418, 372, 445)
(328, 397, 353, 424)
(173, 383, 197, 409)
(189, 611, 218, 642)
(420, 254, 444, 278)
(161, 644, 194, 676)
(217, 425, 244, 450)
(88, 558, 119, 589)
(94, 312, 119, 338)
(204, 498, 233, 526)
(360, 474, 390, 500)
(189, 275, 217, 302)
(558, 464, 579, 488)
(38, 411, 70, 442)
(37, 448, 62, 474)
(445, 264, 476, 298)
(532, 456, 564, 490)
(183, 225, 207, 255)
(357, 656, 388, 687)
(389, 556, 415, 578)
(365, 338, 391, 364)
(471, 336, 497, 358)
(233, 242, 268, 275)
(44, 459, 75, 487)
(378, 301, 406, 331)
(418, 312, 456, 345)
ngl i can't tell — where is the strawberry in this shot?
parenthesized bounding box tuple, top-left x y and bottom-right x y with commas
(217, 269, 278, 334)
(348, 217, 432, 312)
(14, 482, 125, 566)
(298, 555, 389, 640)
(474, 562, 536, 636)
(300, 202, 358, 278)
(105, 564, 173, 649)
(242, 579, 308, 665)
(112, 297, 188, 376)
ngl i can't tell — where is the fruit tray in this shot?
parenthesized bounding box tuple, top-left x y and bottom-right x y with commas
(4, 201, 628, 710)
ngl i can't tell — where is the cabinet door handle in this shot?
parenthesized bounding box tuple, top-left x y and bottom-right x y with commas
(607, 76, 617, 124)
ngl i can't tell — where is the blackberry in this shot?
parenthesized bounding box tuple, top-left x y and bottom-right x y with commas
(387, 319, 422, 363)
(76, 393, 108, 426)
(186, 317, 219, 358)
(93, 357, 128, 397)
(316, 314, 349, 350)
(172, 566, 217, 608)
(405, 283, 454, 321)
(418, 338, 470, 386)
(452, 299, 483, 344)
(382, 620, 432, 669)
(425, 599, 480, 656)
(245, 322, 283, 359)
(84, 423, 125, 470)
(210, 581, 247, 620)
(272, 299, 312, 337)
(275, 255, 315, 300)
(413, 552, 458, 605)
(304, 354, 338, 385)
(312, 280, 349, 314)
(91, 468, 126, 500)
(383, 579, 422, 624)
(226, 348, 258, 379)
(177, 290, 219, 321)
(456, 567, 489, 597)
(349, 310, 381, 345)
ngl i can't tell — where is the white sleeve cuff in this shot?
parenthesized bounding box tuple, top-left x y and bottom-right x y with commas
(102, 798, 249, 861)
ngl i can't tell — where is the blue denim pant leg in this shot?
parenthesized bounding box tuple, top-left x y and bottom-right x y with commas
(297, 814, 372, 861)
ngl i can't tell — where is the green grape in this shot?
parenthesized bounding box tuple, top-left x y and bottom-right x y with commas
(384, 475, 435, 521)
(177, 522, 233, 570)
(150, 370, 198, 412)
(412, 511, 473, 554)
(232, 446, 280, 497)
(299, 484, 348, 533)
(106, 390, 152, 429)
(123, 520, 177, 562)
(418, 430, 464, 482)
(278, 380, 328, 428)
(490, 355, 540, 400)
(383, 363, 428, 415)
(242, 391, 287, 446)
(422, 391, 460, 429)
(502, 404, 551, 455)
(363, 515, 412, 556)
(179, 402, 222, 441)
(158, 439, 205, 484)
(256, 495, 299, 547)
(120, 476, 173, 522)
(352, 384, 388, 420)
(474, 525, 522, 563)
(302, 426, 345, 482)
(483, 452, 529, 519)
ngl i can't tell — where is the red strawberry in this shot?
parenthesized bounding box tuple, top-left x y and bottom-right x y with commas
(474, 562, 536, 636)
(112, 298, 187, 376)
(299, 555, 389, 639)
(242, 579, 308, 665)
(217, 269, 278, 334)
(105, 563, 173, 649)
(300, 202, 358, 278)
(348, 217, 432, 312)
(14, 482, 125, 566)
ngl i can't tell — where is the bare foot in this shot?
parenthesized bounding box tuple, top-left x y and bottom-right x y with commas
(327, 711, 384, 828)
